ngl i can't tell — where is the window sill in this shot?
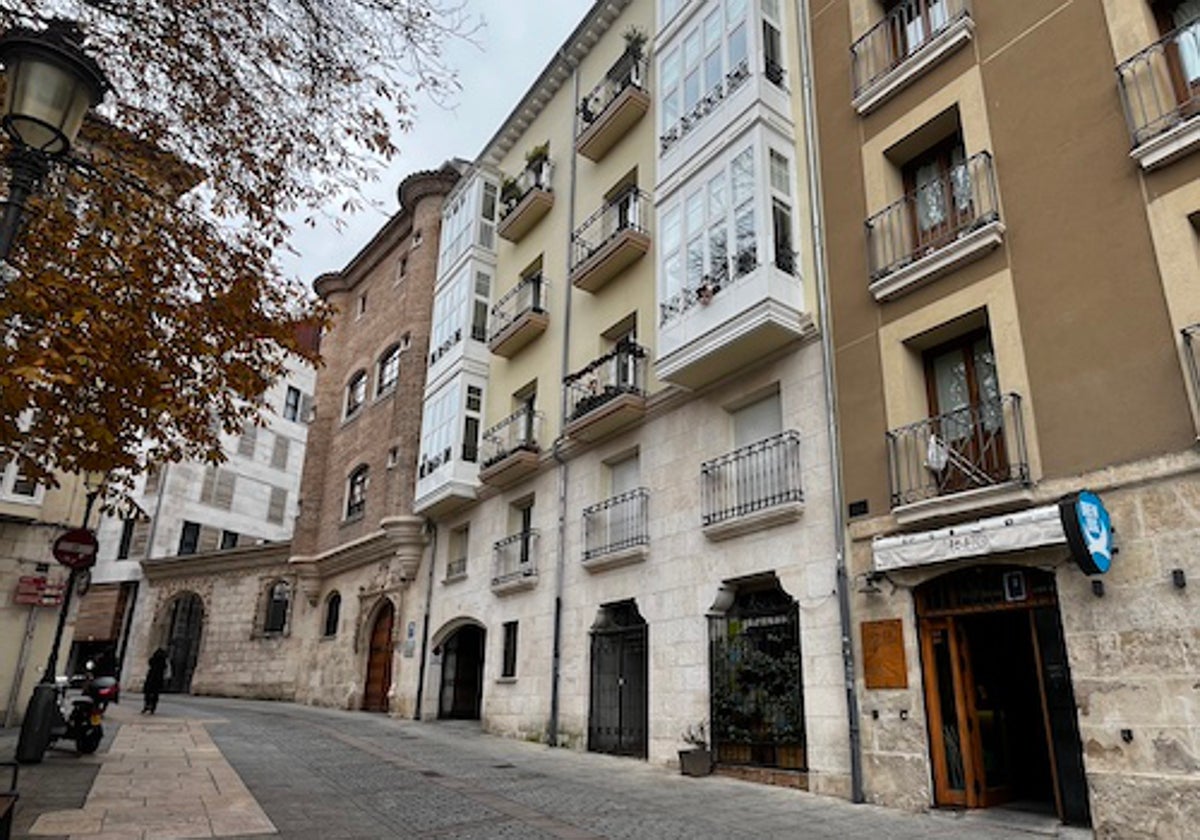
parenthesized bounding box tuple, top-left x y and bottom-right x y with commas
(373, 387, 397, 404)
(340, 410, 363, 427)
(340, 512, 365, 528)
(495, 676, 517, 685)
(319, 634, 337, 643)
(1131, 112, 1200, 171)
(443, 571, 468, 585)
(852, 14, 974, 116)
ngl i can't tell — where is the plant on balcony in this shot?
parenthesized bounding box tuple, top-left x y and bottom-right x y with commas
(500, 175, 522, 212)
(623, 26, 647, 61)
(525, 142, 550, 171)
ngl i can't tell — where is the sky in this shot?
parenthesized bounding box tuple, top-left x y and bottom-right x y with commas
(278, 0, 592, 284)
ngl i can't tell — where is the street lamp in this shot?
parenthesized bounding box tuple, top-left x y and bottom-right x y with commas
(0, 19, 109, 267)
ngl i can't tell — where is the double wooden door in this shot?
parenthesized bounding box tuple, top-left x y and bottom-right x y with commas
(363, 602, 394, 712)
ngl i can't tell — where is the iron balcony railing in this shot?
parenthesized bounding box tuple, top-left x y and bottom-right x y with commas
(418, 445, 452, 479)
(492, 529, 538, 585)
(658, 244, 773, 326)
(488, 273, 546, 342)
(446, 556, 467, 579)
(577, 52, 648, 134)
(582, 488, 650, 562)
(866, 150, 999, 282)
(660, 58, 750, 155)
(429, 326, 462, 366)
(571, 187, 651, 272)
(499, 159, 553, 219)
(701, 430, 804, 527)
(886, 393, 1029, 508)
(480, 405, 541, 469)
(1183, 323, 1200, 411)
(851, 0, 971, 97)
(564, 341, 648, 421)
(1117, 17, 1200, 147)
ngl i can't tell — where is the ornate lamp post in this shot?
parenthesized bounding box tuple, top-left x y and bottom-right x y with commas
(0, 19, 109, 268)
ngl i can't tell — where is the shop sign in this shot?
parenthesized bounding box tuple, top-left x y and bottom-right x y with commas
(1059, 490, 1113, 575)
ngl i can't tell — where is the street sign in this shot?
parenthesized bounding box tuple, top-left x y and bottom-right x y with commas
(52, 528, 98, 570)
(14, 576, 64, 607)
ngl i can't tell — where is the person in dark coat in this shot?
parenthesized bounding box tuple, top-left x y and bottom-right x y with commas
(143, 648, 168, 714)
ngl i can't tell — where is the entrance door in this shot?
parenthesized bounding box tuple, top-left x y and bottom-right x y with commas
(917, 567, 1091, 826)
(439, 625, 485, 719)
(363, 601, 394, 712)
(588, 601, 648, 758)
(163, 593, 203, 693)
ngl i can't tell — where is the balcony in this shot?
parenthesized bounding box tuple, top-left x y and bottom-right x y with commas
(492, 530, 538, 594)
(488, 273, 548, 358)
(887, 393, 1031, 522)
(851, 0, 974, 115)
(563, 341, 648, 443)
(570, 188, 651, 293)
(866, 150, 1002, 301)
(478, 406, 541, 488)
(581, 488, 649, 572)
(657, 251, 816, 389)
(659, 59, 751, 156)
(497, 160, 554, 242)
(413, 442, 480, 517)
(1117, 20, 1200, 169)
(701, 431, 804, 541)
(445, 556, 467, 582)
(577, 52, 650, 161)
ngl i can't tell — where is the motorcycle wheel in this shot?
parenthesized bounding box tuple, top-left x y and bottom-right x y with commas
(77, 725, 103, 754)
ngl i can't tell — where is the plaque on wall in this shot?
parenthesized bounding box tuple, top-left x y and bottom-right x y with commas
(861, 618, 907, 690)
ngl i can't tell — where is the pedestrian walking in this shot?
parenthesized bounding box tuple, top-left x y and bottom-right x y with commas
(143, 648, 168, 714)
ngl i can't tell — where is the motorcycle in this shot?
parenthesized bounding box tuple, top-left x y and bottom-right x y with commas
(47, 668, 118, 755)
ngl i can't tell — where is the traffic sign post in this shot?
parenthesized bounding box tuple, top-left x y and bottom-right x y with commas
(52, 528, 98, 570)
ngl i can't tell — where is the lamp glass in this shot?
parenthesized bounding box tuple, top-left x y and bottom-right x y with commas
(4, 54, 92, 154)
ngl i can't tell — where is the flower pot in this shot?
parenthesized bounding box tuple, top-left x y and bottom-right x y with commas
(678, 747, 713, 777)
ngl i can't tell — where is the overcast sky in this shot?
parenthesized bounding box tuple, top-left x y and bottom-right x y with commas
(278, 0, 591, 285)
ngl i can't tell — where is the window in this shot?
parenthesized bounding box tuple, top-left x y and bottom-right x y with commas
(471, 272, 491, 342)
(733, 392, 783, 447)
(117, 518, 135, 560)
(346, 465, 368, 519)
(515, 500, 535, 564)
(397, 255, 408, 282)
(356, 293, 367, 319)
(263, 580, 290, 633)
(430, 268, 468, 365)
(886, 0, 950, 58)
(502, 621, 518, 678)
(178, 521, 201, 556)
(200, 467, 235, 509)
(283, 386, 302, 421)
(419, 380, 461, 475)
(10, 467, 36, 497)
(448, 525, 469, 578)
(762, 0, 784, 86)
(462, 385, 483, 462)
(268, 486, 287, 525)
(323, 592, 341, 637)
(1157, 1, 1200, 96)
(270, 434, 290, 470)
(902, 136, 971, 251)
(345, 370, 367, 418)
(377, 344, 402, 396)
(237, 423, 257, 457)
(220, 530, 239, 550)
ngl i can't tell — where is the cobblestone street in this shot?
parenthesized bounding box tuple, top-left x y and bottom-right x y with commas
(5, 694, 1090, 839)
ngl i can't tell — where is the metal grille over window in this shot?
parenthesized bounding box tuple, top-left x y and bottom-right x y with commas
(701, 431, 803, 527)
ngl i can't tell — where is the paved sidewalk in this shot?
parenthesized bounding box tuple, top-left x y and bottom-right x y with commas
(5, 702, 273, 840)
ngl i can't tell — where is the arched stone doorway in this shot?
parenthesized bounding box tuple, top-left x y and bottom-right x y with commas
(160, 592, 203, 693)
(915, 565, 1089, 826)
(363, 600, 395, 712)
(588, 600, 648, 758)
(438, 623, 485, 720)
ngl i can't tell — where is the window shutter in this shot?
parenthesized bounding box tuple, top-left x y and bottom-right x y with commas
(129, 519, 151, 558)
(267, 486, 287, 524)
(214, 471, 236, 510)
(199, 466, 216, 504)
(143, 467, 161, 495)
(197, 525, 220, 553)
(238, 423, 258, 457)
(271, 435, 290, 470)
(299, 394, 314, 422)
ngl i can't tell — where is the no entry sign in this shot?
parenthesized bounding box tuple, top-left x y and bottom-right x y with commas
(52, 528, 98, 570)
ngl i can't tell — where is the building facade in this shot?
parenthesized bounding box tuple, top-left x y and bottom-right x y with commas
(809, 0, 1199, 835)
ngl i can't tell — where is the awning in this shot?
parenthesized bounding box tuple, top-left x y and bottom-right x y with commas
(872, 504, 1066, 573)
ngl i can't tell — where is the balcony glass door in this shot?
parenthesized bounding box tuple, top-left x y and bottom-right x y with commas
(1161, 1, 1200, 100)
(905, 138, 972, 256)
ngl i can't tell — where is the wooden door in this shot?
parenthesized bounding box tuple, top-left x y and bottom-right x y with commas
(920, 617, 971, 806)
(363, 602, 394, 712)
(903, 137, 971, 256)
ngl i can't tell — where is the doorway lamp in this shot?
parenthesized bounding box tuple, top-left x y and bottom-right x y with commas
(0, 19, 109, 271)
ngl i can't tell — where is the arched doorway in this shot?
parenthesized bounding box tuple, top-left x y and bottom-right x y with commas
(161, 592, 203, 693)
(588, 600, 648, 758)
(363, 600, 395, 712)
(438, 624, 485, 719)
(915, 565, 1089, 826)
(708, 575, 806, 772)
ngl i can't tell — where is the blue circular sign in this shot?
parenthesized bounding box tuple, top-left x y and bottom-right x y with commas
(1060, 491, 1113, 575)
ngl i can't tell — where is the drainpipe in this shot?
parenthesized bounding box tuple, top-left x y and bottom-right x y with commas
(797, 0, 864, 803)
(414, 519, 437, 720)
(548, 48, 581, 748)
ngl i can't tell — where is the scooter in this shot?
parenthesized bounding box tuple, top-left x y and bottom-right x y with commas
(47, 670, 117, 754)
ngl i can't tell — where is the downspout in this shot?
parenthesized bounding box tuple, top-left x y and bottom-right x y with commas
(797, 0, 864, 803)
(548, 48, 581, 748)
(414, 519, 437, 720)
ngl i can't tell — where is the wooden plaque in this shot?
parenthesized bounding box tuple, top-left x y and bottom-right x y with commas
(861, 618, 907, 690)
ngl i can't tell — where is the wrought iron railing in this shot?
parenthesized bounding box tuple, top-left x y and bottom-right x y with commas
(851, 0, 971, 97)
(701, 431, 804, 527)
(1117, 18, 1200, 147)
(489, 273, 547, 342)
(886, 393, 1028, 508)
(564, 341, 648, 421)
(499, 159, 553, 219)
(765, 57, 785, 88)
(480, 405, 541, 469)
(1183, 323, 1200, 412)
(660, 256, 731, 325)
(492, 529, 538, 585)
(660, 58, 750, 155)
(446, 556, 467, 579)
(571, 187, 651, 272)
(582, 488, 649, 562)
(429, 326, 462, 366)
(418, 445, 452, 479)
(578, 52, 649, 134)
(866, 150, 999, 282)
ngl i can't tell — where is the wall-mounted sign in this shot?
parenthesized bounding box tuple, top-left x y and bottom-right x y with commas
(861, 619, 907, 690)
(14, 575, 64, 607)
(1058, 490, 1113, 575)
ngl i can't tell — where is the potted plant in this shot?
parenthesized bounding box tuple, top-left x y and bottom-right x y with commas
(678, 720, 712, 777)
(622, 26, 647, 62)
(500, 175, 522, 212)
